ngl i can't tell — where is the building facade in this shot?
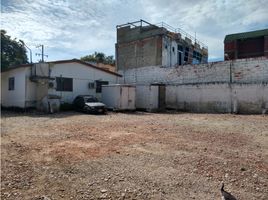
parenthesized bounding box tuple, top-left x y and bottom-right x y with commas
(224, 29, 268, 60)
(116, 20, 208, 71)
(1, 59, 121, 109)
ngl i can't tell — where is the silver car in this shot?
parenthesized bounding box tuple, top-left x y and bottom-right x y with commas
(73, 95, 107, 114)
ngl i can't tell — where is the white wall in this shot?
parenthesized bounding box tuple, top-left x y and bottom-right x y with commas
(25, 68, 37, 107)
(162, 36, 178, 67)
(49, 62, 119, 103)
(166, 83, 267, 114)
(1, 62, 120, 108)
(118, 57, 268, 114)
(119, 57, 268, 84)
(232, 84, 267, 113)
(1, 67, 28, 108)
(166, 84, 232, 113)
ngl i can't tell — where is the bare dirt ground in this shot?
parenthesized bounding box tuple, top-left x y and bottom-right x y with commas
(1, 111, 268, 200)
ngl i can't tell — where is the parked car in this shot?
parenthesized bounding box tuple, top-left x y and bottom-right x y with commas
(72, 95, 107, 114)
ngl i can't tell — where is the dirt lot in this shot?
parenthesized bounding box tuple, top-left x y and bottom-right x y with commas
(1, 111, 268, 200)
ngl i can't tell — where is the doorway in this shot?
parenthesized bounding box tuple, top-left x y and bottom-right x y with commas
(158, 85, 166, 110)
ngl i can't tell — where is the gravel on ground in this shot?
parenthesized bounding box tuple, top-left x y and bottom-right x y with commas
(1, 111, 268, 199)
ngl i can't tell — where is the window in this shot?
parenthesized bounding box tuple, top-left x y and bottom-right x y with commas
(184, 47, 189, 62)
(193, 50, 202, 62)
(178, 52, 182, 65)
(96, 80, 109, 93)
(177, 45, 183, 65)
(56, 77, 73, 91)
(8, 77, 15, 90)
(177, 45, 183, 52)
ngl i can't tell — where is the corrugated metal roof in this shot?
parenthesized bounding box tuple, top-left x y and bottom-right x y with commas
(224, 29, 268, 42)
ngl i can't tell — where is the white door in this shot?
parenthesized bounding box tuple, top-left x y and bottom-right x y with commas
(120, 87, 135, 110)
(120, 87, 128, 109)
(127, 87, 135, 109)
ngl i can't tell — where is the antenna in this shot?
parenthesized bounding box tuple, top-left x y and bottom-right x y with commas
(36, 44, 48, 62)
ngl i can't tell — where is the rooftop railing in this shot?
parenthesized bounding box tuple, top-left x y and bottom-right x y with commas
(155, 22, 208, 50)
(117, 19, 208, 50)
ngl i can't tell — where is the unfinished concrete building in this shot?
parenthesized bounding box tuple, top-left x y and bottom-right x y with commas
(116, 20, 208, 71)
(224, 29, 268, 60)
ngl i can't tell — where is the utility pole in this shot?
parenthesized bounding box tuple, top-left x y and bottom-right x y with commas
(41, 45, 44, 62)
(19, 40, 32, 63)
(36, 44, 48, 62)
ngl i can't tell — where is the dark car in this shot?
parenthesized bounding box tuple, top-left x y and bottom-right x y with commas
(73, 95, 107, 114)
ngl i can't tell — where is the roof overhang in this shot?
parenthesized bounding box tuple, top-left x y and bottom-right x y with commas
(1, 59, 122, 77)
(224, 28, 268, 42)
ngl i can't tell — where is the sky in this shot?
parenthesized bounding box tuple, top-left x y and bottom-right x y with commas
(1, 0, 268, 63)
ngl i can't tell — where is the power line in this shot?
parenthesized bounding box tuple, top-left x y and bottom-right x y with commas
(36, 44, 48, 62)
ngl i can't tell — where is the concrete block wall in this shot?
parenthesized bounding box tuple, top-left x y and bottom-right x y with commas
(116, 36, 162, 70)
(166, 83, 232, 113)
(119, 57, 268, 84)
(117, 25, 166, 44)
(232, 84, 268, 113)
(166, 83, 268, 114)
(119, 62, 229, 84)
(232, 57, 268, 83)
(118, 57, 268, 114)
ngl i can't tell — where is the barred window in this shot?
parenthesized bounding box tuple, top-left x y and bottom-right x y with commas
(56, 77, 73, 92)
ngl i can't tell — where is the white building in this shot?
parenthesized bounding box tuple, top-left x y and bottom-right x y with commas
(1, 59, 121, 110)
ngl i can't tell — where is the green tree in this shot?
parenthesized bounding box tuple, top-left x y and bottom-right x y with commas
(1, 30, 28, 70)
(81, 51, 115, 65)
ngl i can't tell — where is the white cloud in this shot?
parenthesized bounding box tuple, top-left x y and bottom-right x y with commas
(1, 0, 267, 62)
(140, 0, 268, 60)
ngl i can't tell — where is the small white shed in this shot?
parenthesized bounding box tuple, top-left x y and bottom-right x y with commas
(102, 84, 136, 110)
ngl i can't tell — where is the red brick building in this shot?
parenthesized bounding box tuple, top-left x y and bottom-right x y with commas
(224, 29, 268, 60)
